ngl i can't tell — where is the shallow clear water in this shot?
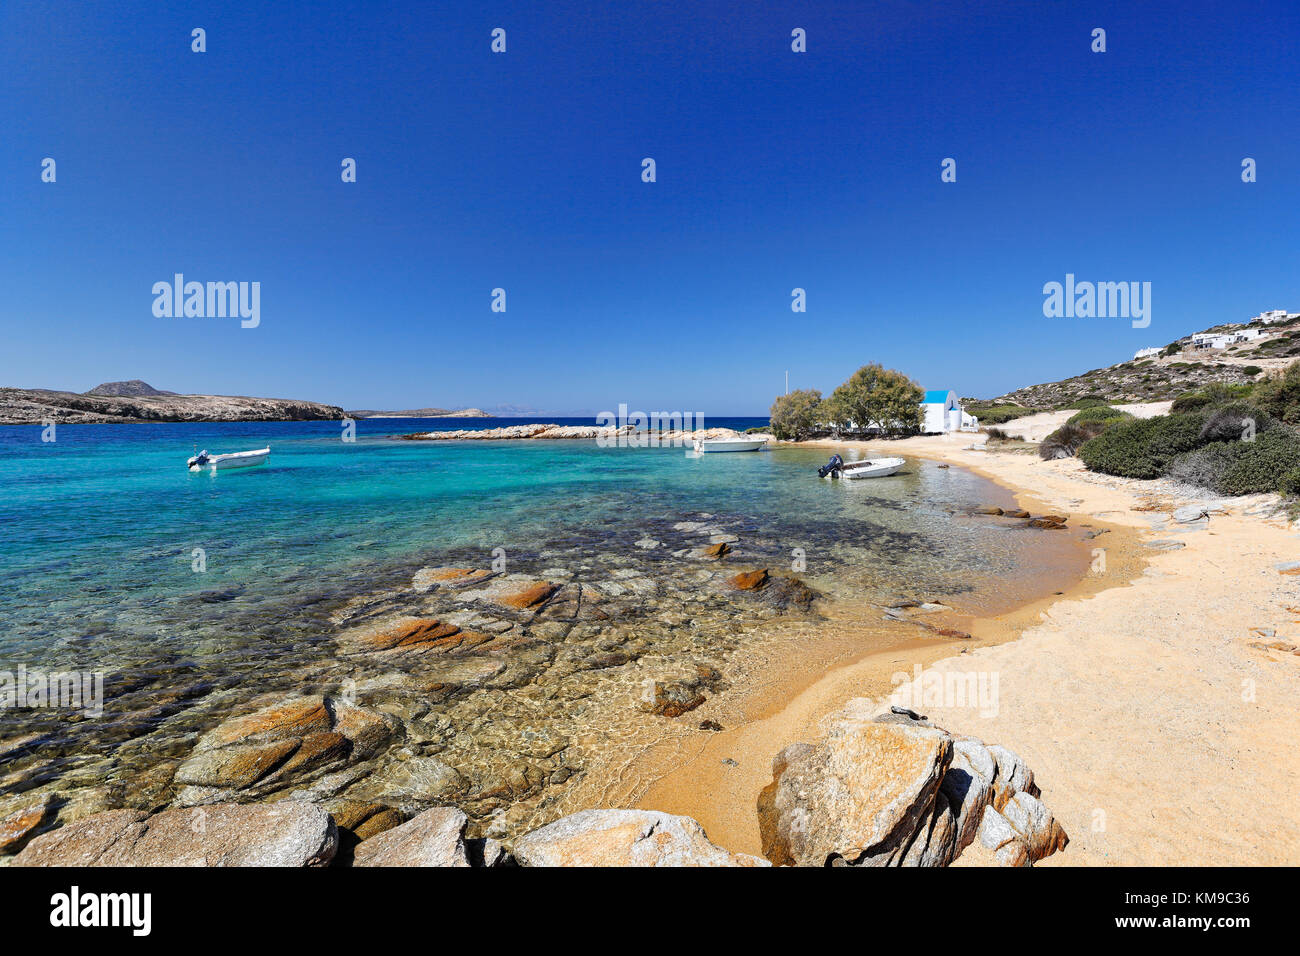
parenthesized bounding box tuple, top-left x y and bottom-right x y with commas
(3, 418, 1068, 668)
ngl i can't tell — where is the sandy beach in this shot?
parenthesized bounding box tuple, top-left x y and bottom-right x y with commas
(632, 429, 1300, 865)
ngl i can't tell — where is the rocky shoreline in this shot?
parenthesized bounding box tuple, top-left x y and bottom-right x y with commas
(4, 706, 1067, 867)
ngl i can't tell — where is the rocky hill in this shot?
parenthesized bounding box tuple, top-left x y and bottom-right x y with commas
(0, 387, 344, 424)
(84, 379, 176, 398)
(984, 315, 1298, 409)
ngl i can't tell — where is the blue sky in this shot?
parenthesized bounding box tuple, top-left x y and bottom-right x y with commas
(3, 0, 1298, 414)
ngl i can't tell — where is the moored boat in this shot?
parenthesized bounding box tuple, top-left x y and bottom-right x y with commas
(819, 454, 905, 479)
(187, 447, 271, 472)
(693, 437, 767, 453)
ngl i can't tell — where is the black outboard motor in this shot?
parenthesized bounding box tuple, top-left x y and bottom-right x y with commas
(818, 454, 844, 478)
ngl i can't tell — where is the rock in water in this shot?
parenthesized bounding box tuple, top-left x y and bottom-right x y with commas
(0, 794, 57, 855)
(758, 719, 953, 866)
(512, 809, 768, 867)
(350, 807, 470, 867)
(13, 803, 337, 866)
(728, 569, 769, 590)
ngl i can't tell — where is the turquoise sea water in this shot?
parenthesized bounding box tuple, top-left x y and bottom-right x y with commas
(0, 417, 1087, 782)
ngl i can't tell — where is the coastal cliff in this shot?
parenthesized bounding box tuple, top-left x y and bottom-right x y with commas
(0, 385, 344, 424)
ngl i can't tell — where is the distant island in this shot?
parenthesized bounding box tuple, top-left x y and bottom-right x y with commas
(0, 380, 343, 424)
(346, 407, 491, 419)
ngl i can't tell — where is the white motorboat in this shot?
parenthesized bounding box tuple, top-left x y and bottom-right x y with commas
(819, 455, 905, 479)
(187, 447, 270, 472)
(693, 437, 767, 453)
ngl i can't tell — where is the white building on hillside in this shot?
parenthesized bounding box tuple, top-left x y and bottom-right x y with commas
(1133, 347, 1162, 360)
(1252, 309, 1297, 325)
(1193, 330, 1258, 349)
(921, 390, 978, 434)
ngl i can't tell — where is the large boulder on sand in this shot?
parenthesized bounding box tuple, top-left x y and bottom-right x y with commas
(12, 803, 337, 866)
(758, 714, 1068, 867)
(512, 809, 768, 867)
(758, 719, 954, 866)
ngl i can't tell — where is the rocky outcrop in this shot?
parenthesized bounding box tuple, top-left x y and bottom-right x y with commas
(512, 810, 768, 867)
(351, 807, 470, 867)
(12, 803, 337, 866)
(173, 695, 396, 805)
(757, 713, 1067, 867)
(0, 387, 343, 424)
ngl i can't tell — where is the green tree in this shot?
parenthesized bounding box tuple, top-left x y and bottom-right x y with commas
(828, 364, 924, 436)
(768, 388, 824, 440)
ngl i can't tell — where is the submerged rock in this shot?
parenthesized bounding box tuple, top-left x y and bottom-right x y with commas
(512, 809, 768, 867)
(1026, 515, 1068, 529)
(728, 569, 769, 590)
(0, 794, 57, 856)
(639, 665, 726, 718)
(412, 567, 495, 592)
(173, 695, 396, 805)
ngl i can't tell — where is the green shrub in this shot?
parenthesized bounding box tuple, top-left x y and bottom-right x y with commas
(1040, 420, 1110, 460)
(1168, 430, 1300, 495)
(1197, 403, 1275, 442)
(1066, 405, 1134, 426)
(1280, 468, 1300, 497)
(1078, 414, 1205, 479)
(967, 404, 1030, 425)
(1171, 382, 1255, 413)
(1241, 366, 1263, 376)
(1219, 431, 1300, 494)
(1253, 360, 1300, 424)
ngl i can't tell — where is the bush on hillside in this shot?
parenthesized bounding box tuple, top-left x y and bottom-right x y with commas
(1039, 420, 1110, 460)
(1197, 402, 1276, 443)
(1072, 396, 1111, 410)
(1077, 414, 1205, 479)
(1280, 468, 1300, 498)
(967, 404, 1030, 425)
(1066, 405, 1134, 426)
(1253, 360, 1300, 424)
(1170, 382, 1255, 414)
(1166, 430, 1300, 496)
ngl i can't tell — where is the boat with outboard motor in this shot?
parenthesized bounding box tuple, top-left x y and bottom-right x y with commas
(818, 453, 905, 479)
(187, 447, 270, 472)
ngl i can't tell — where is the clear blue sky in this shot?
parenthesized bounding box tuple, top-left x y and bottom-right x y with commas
(3, 0, 1298, 414)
